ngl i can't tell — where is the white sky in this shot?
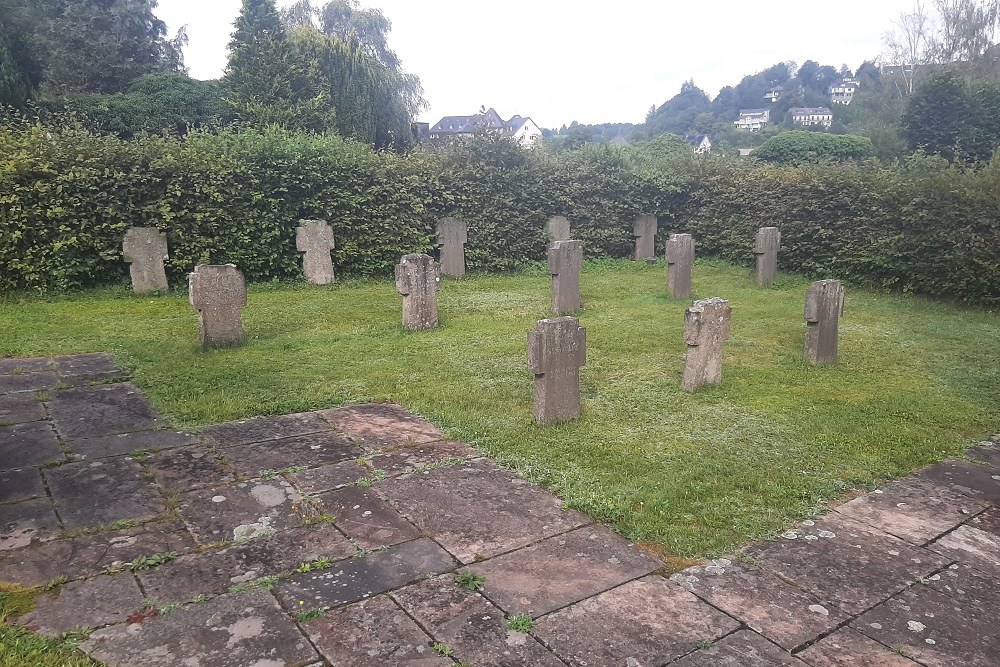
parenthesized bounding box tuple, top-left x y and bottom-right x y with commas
(155, 0, 913, 128)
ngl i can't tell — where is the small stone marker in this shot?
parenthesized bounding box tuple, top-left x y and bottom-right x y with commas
(755, 227, 781, 286)
(804, 279, 845, 365)
(435, 217, 467, 278)
(188, 265, 247, 349)
(296, 219, 336, 285)
(633, 215, 657, 260)
(546, 216, 571, 243)
(528, 316, 586, 424)
(395, 254, 440, 330)
(548, 240, 583, 314)
(682, 297, 732, 391)
(122, 227, 169, 294)
(665, 233, 695, 298)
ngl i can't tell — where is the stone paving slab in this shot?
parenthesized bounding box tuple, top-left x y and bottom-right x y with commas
(797, 627, 922, 666)
(144, 443, 234, 491)
(534, 574, 739, 667)
(0, 420, 64, 470)
(66, 428, 198, 460)
(919, 458, 1000, 504)
(927, 523, 1000, 575)
(317, 486, 422, 550)
(318, 403, 446, 449)
(83, 589, 320, 667)
(0, 370, 58, 393)
(0, 356, 53, 375)
(49, 383, 161, 439)
(392, 575, 566, 667)
(367, 440, 477, 474)
(18, 572, 145, 636)
(46, 457, 165, 531)
(922, 561, 1000, 615)
(0, 496, 60, 551)
(672, 558, 847, 650)
(177, 479, 305, 543)
(966, 441, 1000, 467)
(301, 595, 450, 666)
(669, 630, 806, 666)
(52, 352, 123, 384)
(287, 460, 368, 494)
(379, 459, 590, 564)
(221, 430, 362, 478)
(200, 411, 329, 447)
(0, 392, 46, 424)
(466, 523, 661, 617)
(0, 467, 45, 504)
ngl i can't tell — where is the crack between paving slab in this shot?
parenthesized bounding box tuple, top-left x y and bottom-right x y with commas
(656, 624, 748, 666)
(266, 589, 330, 667)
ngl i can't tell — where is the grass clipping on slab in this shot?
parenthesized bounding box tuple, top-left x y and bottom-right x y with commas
(2, 259, 998, 556)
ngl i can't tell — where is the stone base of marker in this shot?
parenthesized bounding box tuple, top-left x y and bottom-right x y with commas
(395, 254, 440, 330)
(666, 233, 695, 298)
(188, 265, 247, 349)
(805, 280, 844, 365)
(755, 227, 781, 287)
(123, 227, 169, 294)
(436, 217, 468, 278)
(682, 297, 732, 391)
(528, 317, 586, 424)
(296, 220, 336, 285)
(549, 240, 583, 314)
(633, 215, 657, 261)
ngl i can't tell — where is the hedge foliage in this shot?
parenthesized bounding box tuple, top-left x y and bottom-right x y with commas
(1, 123, 998, 306)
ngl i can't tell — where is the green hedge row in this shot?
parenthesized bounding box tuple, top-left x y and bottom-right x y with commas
(1, 123, 998, 306)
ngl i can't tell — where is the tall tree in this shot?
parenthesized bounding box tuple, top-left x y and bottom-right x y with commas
(0, 0, 43, 106)
(883, 1, 934, 94)
(902, 71, 985, 160)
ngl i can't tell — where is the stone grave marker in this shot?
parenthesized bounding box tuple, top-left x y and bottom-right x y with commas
(546, 216, 571, 243)
(682, 297, 732, 391)
(296, 220, 336, 285)
(528, 316, 586, 424)
(122, 228, 169, 294)
(665, 233, 695, 298)
(188, 265, 247, 349)
(395, 254, 440, 330)
(435, 217, 467, 278)
(633, 215, 657, 260)
(755, 227, 781, 287)
(548, 240, 583, 314)
(804, 279, 845, 365)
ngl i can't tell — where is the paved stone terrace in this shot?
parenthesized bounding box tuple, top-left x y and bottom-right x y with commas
(1, 353, 998, 666)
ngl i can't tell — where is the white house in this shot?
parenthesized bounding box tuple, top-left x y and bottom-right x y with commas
(829, 79, 859, 105)
(763, 85, 784, 103)
(734, 109, 770, 132)
(789, 107, 833, 127)
(428, 108, 542, 147)
(686, 134, 712, 154)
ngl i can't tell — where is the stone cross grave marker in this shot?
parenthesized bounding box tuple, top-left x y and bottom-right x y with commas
(296, 220, 336, 285)
(633, 215, 657, 261)
(546, 216, 571, 243)
(804, 279, 845, 365)
(122, 227, 169, 294)
(436, 217, 467, 278)
(395, 253, 440, 330)
(665, 233, 695, 298)
(755, 227, 781, 287)
(188, 264, 247, 349)
(682, 297, 732, 391)
(528, 316, 586, 424)
(548, 240, 583, 314)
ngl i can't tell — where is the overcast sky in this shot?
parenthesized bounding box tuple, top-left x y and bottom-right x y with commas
(155, 0, 914, 129)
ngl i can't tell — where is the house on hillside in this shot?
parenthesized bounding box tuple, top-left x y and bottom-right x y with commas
(686, 134, 712, 154)
(428, 108, 542, 147)
(734, 109, 770, 132)
(789, 107, 833, 127)
(763, 85, 784, 103)
(829, 79, 859, 105)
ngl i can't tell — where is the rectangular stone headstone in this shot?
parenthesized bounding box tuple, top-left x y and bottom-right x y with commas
(633, 215, 657, 261)
(528, 317, 586, 424)
(755, 227, 781, 287)
(296, 220, 336, 285)
(682, 297, 732, 391)
(546, 216, 571, 243)
(436, 217, 467, 278)
(548, 240, 583, 314)
(122, 228, 169, 294)
(804, 279, 845, 365)
(665, 233, 695, 298)
(188, 265, 247, 349)
(395, 254, 440, 330)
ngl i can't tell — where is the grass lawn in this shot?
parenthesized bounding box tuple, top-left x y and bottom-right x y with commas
(2, 259, 998, 558)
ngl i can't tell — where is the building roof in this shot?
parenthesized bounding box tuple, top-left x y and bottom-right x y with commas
(686, 134, 710, 146)
(738, 108, 769, 117)
(789, 107, 833, 115)
(430, 108, 537, 136)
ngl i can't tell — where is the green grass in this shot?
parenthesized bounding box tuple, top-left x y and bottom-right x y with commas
(0, 583, 101, 667)
(2, 259, 998, 558)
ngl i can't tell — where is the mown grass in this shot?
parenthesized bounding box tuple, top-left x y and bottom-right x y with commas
(2, 259, 998, 558)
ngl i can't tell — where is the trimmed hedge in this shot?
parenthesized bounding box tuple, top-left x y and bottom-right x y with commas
(1, 123, 998, 306)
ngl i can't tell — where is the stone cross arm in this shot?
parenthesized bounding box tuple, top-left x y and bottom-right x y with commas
(528, 321, 587, 375)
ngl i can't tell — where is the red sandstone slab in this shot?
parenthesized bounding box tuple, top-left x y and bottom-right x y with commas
(200, 411, 329, 447)
(0, 370, 58, 393)
(318, 403, 445, 449)
(0, 393, 46, 425)
(379, 459, 589, 563)
(177, 479, 304, 543)
(18, 573, 145, 636)
(966, 505, 1000, 536)
(672, 559, 847, 649)
(83, 589, 319, 667)
(67, 429, 198, 460)
(0, 520, 196, 586)
(367, 440, 477, 474)
(797, 627, 920, 666)
(852, 584, 1000, 666)
(747, 514, 951, 615)
(533, 575, 739, 666)
(287, 460, 368, 494)
(318, 486, 421, 549)
(302, 595, 450, 666)
(922, 562, 1000, 615)
(928, 524, 1000, 576)
(392, 575, 565, 667)
(918, 459, 1000, 504)
(0, 496, 60, 551)
(144, 444, 234, 491)
(47, 458, 164, 530)
(0, 467, 44, 504)
(48, 383, 161, 439)
(221, 430, 362, 478)
(0, 421, 64, 470)
(464, 524, 660, 617)
(833, 476, 987, 545)
(668, 630, 806, 666)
